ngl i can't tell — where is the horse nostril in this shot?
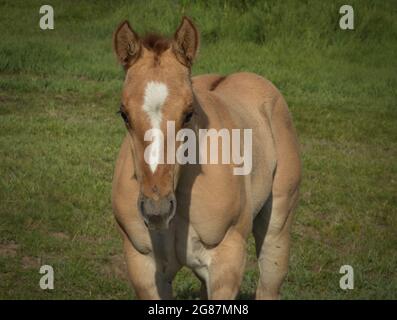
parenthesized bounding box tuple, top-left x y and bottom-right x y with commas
(168, 195, 177, 214)
(139, 199, 145, 215)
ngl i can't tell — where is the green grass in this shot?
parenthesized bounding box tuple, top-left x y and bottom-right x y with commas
(0, 0, 396, 299)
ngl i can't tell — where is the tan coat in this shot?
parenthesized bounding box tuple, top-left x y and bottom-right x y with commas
(112, 18, 301, 300)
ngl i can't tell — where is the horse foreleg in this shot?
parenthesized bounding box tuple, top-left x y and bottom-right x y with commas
(122, 236, 173, 299)
(206, 228, 247, 300)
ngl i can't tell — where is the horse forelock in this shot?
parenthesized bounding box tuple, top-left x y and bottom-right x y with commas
(141, 33, 171, 56)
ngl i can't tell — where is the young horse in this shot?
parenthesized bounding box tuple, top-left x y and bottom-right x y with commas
(111, 17, 301, 299)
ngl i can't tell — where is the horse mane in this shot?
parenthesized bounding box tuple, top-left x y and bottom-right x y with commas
(141, 33, 171, 56)
(209, 76, 227, 91)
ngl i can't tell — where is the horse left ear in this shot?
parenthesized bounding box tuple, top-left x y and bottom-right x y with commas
(173, 17, 199, 68)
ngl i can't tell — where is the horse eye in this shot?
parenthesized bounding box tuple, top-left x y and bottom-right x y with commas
(117, 105, 130, 125)
(120, 110, 129, 124)
(183, 111, 194, 124)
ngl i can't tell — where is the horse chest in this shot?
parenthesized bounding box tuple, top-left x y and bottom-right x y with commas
(177, 184, 243, 247)
(174, 177, 246, 271)
(174, 220, 213, 277)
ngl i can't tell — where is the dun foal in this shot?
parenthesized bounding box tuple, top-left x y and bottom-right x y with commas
(111, 17, 301, 299)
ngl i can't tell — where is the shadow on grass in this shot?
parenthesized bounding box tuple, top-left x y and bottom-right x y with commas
(175, 289, 255, 300)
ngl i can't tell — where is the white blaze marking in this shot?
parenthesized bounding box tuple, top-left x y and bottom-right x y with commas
(143, 81, 168, 173)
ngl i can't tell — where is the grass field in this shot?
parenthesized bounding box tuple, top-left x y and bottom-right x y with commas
(0, 0, 396, 299)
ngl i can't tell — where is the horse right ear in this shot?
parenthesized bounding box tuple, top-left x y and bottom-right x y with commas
(113, 21, 141, 68)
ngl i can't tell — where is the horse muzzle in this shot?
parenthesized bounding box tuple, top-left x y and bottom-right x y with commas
(138, 192, 177, 230)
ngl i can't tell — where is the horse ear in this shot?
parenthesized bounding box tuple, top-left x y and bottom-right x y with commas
(173, 17, 199, 67)
(113, 20, 141, 68)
